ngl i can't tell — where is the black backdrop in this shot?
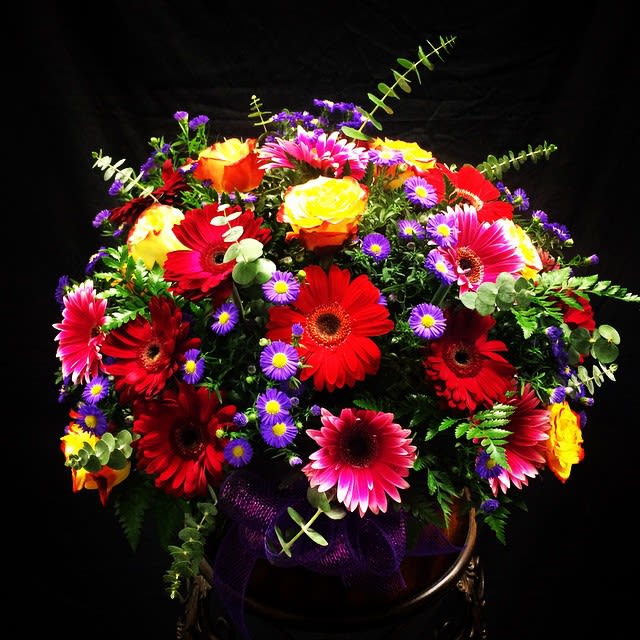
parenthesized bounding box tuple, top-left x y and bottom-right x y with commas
(17, 2, 639, 638)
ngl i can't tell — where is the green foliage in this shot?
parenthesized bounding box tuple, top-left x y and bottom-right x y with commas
(65, 429, 135, 473)
(476, 142, 558, 181)
(113, 471, 158, 551)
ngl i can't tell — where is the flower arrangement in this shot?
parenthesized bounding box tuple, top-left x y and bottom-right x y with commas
(53, 35, 639, 635)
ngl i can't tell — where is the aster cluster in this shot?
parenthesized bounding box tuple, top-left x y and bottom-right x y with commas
(53, 37, 639, 611)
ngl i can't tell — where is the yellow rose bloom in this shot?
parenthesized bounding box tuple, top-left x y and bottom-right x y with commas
(370, 137, 436, 189)
(545, 401, 584, 482)
(501, 219, 543, 280)
(127, 204, 187, 269)
(277, 176, 368, 254)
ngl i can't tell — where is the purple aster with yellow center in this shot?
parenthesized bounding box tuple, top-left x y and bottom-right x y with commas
(182, 348, 205, 384)
(82, 375, 110, 404)
(260, 415, 297, 448)
(256, 388, 292, 425)
(424, 249, 457, 285)
(77, 403, 108, 436)
(259, 340, 300, 381)
(224, 438, 253, 468)
(408, 303, 446, 340)
(398, 219, 426, 241)
(361, 232, 391, 261)
(211, 302, 239, 335)
(262, 270, 300, 305)
(404, 176, 439, 209)
(425, 210, 458, 248)
(475, 451, 504, 480)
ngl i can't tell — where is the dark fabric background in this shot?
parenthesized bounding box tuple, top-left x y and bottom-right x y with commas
(16, 1, 638, 638)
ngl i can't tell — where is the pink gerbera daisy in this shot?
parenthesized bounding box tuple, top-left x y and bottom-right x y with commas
(439, 204, 525, 294)
(488, 384, 551, 495)
(266, 264, 394, 391)
(53, 280, 107, 384)
(302, 407, 417, 516)
(258, 126, 369, 179)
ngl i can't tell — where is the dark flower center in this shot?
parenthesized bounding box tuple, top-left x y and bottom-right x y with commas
(172, 421, 205, 459)
(456, 246, 484, 285)
(306, 303, 351, 347)
(203, 242, 232, 271)
(141, 340, 166, 372)
(339, 421, 378, 467)
(455, 188, 484, 210)
(444, 340, 482, 378)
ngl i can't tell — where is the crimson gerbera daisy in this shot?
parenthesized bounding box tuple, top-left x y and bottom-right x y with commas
(487, 384, 550, 495)
(266, 264, 394, 391)
(439, 204, 525, 294)
(132, 382, 236, 498)
(163, 203, 272, 303)
(101, 295, 200, 402)
(423, 306, 516, 412)
(53, 280, 107, 384)
(302, 407, 417, 516)
(442, 164, 514, 223)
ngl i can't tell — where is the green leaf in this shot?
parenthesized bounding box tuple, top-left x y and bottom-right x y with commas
(305, 528, 328, 546)
(232, 260, 258, 285)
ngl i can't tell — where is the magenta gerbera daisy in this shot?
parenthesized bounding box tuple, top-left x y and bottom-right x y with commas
(438, 204, 525, 294)
(132, 382, 235, 498)
(302, 407, 417, 516)
(423, 306, 516, 412)
(266, 264, 394, 392)
(53, 280, 107, 384)
(101, 296, 200, 402)
(487, 384, 551, 495)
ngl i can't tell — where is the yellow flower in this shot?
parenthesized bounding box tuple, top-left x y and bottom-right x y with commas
(277, 176, 368, 254)
(370, 137, 436, 189)
(501, 219, 543, 280)
(545, 401, 584, 482)
(127, 204, 187, 269)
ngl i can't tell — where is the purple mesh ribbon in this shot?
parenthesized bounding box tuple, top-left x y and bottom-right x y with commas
(212, 468, 463, 640)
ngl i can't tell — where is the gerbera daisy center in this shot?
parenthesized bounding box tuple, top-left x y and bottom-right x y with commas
(339, 424, 378, 467)
(456, 246, 484, 285)
(306, 303, 351, 347)
(445, 341, 483, 377)
(171, 421, 206, 459)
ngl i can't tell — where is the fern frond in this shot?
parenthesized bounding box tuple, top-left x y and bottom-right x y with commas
(248, 94, 273, 132)
(476, 142, 558, 181)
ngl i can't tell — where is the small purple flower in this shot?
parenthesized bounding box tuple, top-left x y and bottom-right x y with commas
(85, 247, 108, 275)
(174, 110, 189, 121)
(92, 208, 111, 228)
(259, 341, 299, 381)
(182, 348, 205, 384)
(480, 498, 500, 513)
(530, 209, 548, 224)
(424, 249, 457, 285)
(425, 211, 458, 248)
(512, 187, 529, 211)
(82, 375, 110, 404)
(256, 388, 292, 425)
(292, 323, 304, 338)
(108, 180, 123, 197)
(211, 302, 239, 335)
(224, 439, 253, 467)
(262, 271, 300, 305)
(310, 404, 322, 416)
(404, 176, 439, 209)
(233, 412, 249, 427)
(189, 115, 209, 129)
(362, 232, 391, 261)
(77, 403, 108, 437)
(259, 415, 297, 448)
(55, 275, 70, 306)
(409, 303, 446, 340)
(398, 219, 426, 241)
(549, 386, 567, 404)
(475, 451, 504, 480)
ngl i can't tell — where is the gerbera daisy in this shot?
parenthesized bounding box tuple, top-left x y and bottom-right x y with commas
(257, 126, 369, 179)
(487, 384, 551, 495)
(132, 382, 236, 498)
(163, 204, 272, 303)
(53, 280, 107, 384)
(442, 164, 514, 223)
(439, 204, 525, 294)
(101, 295, 200, 402)
(266, 264, 394, 392)
(423, 306, 516, 412)
(302, 407, 417, 516)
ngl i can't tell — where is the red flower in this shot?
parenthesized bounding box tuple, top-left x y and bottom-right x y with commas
(266, 264, 394, 391)
(560, 292, 596, 331)
(101, 296, 200, 402)
(163, 204, 272, 303)
(423, 306, 516, 412)
(132, 382, 236, 498)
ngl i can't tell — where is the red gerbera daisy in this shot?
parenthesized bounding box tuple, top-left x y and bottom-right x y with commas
(101, 296, 200, 402)
(302, 407, 417, 516)
(163, 203, 272, 303)
(266, 264, 394, 391)
(132, 382, 236, 498)
(53, 280, 107, 384)
(442, 164, 514, 223)
(423, 306, 516, 412)
(488, 384, 550, 495)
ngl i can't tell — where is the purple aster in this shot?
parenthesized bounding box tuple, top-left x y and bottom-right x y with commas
(291, 323, 304, 337)
(108, 180, 123, 197)
(233, 412, 249, 427)
(174, 110, 188, 121)
(259, 341, 299, 381)
(549, 386, 567, 404)
(361, 232, 391, 261)
(425, 211, 458, 248)
(85, 247, 108, 275)
(424, 249, 457, 285)
(398, 219, 426, 241)
(224, 438, 253, 467)
(475, 451, 504, 480)
(255, 388, 292, 425)
(544, 221, 572, 243)
(55, 275, 70, 306)
(139, 154, 157, 178)
(82, 375, 110, 404)
(530, 209, 548, 224)
(259, 415, 297, 448)
(211, 302, 239, 335)
(189, 115, 209, 129)
(182, 348, 205, 384)
(545, 326, 563, 342)
(408, 303, 446, 340)
(77, 403, 108, 437)
(512, 187, 529, 211)
(310, 404, 322, 416)
(480, 498, 500, 513)
(262, 270, 300, 305)
(368, 147, 403, 167)
(585, 254, 599, 266)
(92, 208, 111, 228)
(404, 176, 439, 209)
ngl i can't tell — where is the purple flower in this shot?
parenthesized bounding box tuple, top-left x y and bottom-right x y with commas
(259, 415, 297, 448)
(475, 451, 503, 480)
(77, 403, 108, 437)
(256, 388, 292, 425)
(182, 348, 205, 384)
(404, 176, 439, 209)
(211, 302, 239, 335)
(259, 341, 299, 381)
(398, 219, 426, 241)
(425, 211, 458, 248)
(262, 271, 300, 305)
(362, 232, 391, 261)
(224, 439, 253, 467)
(424, 249, 456, 285)
(82, 375, 110, 404)
(189, 115, 209, 129)
(408, 303, 446, 340)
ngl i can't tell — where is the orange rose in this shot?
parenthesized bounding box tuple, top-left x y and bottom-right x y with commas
(193, 138, 265, 193)
(545, 401, 584, 482)
(370, 137, 436, 189)
(277, 176, 368, 254)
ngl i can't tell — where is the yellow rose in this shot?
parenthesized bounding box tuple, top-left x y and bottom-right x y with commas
(370, 137, 436, 189)
(501, 219, 543, 280)
(277, 176, 368, 254)
(193, 137, 265, 193)
(127, 204, 187, 269)
(545, 401, 584, 482)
